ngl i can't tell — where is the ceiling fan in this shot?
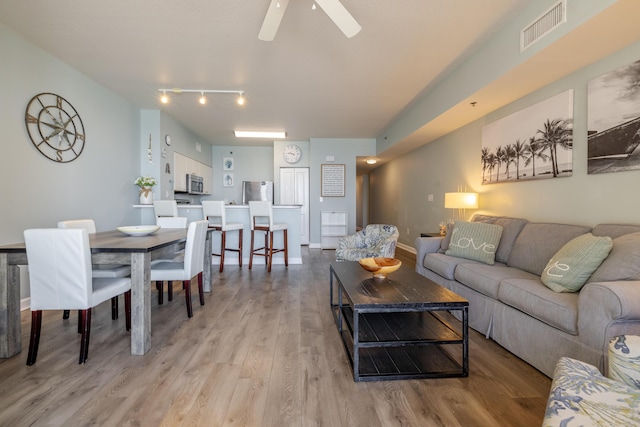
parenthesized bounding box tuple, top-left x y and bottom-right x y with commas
(258, 0, 361, 41)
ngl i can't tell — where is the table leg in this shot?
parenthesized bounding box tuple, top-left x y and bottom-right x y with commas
(0, 254, 21, 358)
(203, 231, 213, 293)
(130, 252, 151, 355)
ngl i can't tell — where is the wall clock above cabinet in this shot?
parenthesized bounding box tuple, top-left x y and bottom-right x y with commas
(283, 144, 301, 164)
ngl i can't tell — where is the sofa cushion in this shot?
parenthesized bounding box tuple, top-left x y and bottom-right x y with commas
(592, 223, 640, 239)
(498, 278, 579, 334)
(470, 215, 528, 264)
(439, 222, 454, 253)
(541, 233, 613, 292)
(445, 221, 503, 265)
(588, 232, 640, 284)
(507, 222, 592, 276)
(423, 253, 479, 281)
(454, 262, 538, 299)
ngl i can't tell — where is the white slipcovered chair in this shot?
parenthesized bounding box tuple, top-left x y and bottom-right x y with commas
(248, 201, 288, 273)
(23, 228, 131, 365)
(58, 219, 131, 320)
(150, 220, 208, 317)
(202, 200, 243, 272)
(153, 216, 188, 304)
(335, 224, 399, 261)
(153, 200, 178, 218)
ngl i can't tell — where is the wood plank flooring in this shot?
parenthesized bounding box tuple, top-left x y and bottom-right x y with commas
(0, 247, 551, 426)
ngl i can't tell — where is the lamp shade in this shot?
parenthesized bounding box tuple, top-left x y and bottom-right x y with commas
(444, 192, 478, 209)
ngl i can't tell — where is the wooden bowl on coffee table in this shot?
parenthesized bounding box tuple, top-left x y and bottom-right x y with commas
(358, 257, 402, 278)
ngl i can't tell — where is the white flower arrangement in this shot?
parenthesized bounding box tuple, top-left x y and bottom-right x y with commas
(134, 176, 157, 188)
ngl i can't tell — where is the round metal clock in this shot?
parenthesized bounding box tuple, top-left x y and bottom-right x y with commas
(25, 92, 85, 163)
(283, 144, 301, 163)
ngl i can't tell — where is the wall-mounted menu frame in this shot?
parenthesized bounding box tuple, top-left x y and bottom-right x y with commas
(321, 164, 345, 197)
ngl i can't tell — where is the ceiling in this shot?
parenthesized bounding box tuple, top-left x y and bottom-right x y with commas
(0, 0, 534, 150)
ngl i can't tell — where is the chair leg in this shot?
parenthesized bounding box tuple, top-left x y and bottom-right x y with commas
(156, 281, 164, 305)
(268, 231, 274, 273)
(198, 272, 204, 306)
(168, 281, 173, 301)
(238, 229, 243, 268)
(284, 229, 289, 267)
(184, 280, 193, 318)
(26, 310, 42, 366)
(77, 310, 82, 333)
(79, 308, 92, 364)
(124, 290, 131, 332)
(219, 231, 226, 273)
(249, 230, 255, 269)
(111, 296, 119, 320)
(264, 232, 269, 266)
(62, 310, 70, 319)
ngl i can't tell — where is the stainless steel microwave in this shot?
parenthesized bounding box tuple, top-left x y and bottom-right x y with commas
(187, 174, 204, 194)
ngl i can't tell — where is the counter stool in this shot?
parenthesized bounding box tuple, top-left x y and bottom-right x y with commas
(249, 201, 288, 273)
(202, 201, 243, 272)
(153, 200, 178, 218)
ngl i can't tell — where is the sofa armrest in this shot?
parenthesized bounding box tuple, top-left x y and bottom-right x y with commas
(578, 280, 640, 350)
(414, 236, 443, 268)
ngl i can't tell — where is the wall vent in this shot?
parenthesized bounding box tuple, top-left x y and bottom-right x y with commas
(520, 0, 566, 52)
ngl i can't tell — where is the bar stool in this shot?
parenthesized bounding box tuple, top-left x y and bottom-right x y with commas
(153, 200, 178, 218)
(202, 201, 243, 272)
(249, 201, 288, 273)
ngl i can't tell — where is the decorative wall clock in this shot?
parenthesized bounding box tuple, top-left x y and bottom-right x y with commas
(283, 144, 301, 164)
(25, 92, 85, 163)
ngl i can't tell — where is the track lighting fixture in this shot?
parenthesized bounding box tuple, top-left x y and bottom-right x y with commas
(157, 88, 245, 106)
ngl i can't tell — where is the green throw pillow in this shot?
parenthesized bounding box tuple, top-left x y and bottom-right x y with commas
(445, 221, 503, 265)
(541, 233, 613, 293)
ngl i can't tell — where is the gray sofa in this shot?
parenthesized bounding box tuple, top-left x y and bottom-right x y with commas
(414, 214, 640, 377)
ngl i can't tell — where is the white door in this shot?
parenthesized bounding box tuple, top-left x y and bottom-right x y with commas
(280, 167, 310, 245)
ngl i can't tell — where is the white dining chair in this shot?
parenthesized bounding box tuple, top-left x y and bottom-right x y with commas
(154, 216, 188, 304)
(58, 219, 131, 321)
(249, 201, 288, 273)
(23, 228, 131, 365)
(150, 220, 208, 317)
(202, 200, 243, 272)
(153, 200, 179, 218)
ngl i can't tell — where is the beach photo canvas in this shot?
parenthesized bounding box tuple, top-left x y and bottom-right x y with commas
(481, 89, 573, 184)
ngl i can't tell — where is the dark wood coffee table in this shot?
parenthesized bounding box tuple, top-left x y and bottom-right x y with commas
(330, 261, 469, 381)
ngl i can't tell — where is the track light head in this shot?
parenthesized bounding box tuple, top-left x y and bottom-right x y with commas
(160, 91, 169, 104)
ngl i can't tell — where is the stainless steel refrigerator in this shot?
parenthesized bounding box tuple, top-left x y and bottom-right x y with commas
(242, 181, 274, 204)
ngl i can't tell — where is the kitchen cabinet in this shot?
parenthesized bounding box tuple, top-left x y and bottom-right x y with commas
(173, 152, 212, 194)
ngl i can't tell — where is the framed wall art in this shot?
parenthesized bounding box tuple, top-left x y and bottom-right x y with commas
(321, 164, 345, 197)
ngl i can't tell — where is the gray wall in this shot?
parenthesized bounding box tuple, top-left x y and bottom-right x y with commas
(370, 38, 640, 249)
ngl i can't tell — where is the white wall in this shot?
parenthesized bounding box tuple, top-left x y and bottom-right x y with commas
(370, 39, 640, 248)
(0, 23, 142, 298)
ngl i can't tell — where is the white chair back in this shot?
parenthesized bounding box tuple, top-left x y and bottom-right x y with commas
(153, 200, 178, 217)
(202, 200, 226, 228)
(57, 219, 97, 234)
(249, 201, 274, 230)
(24, 229, 93, 311)
(156, 217, 188, 228)
(183, 220, 208, 277)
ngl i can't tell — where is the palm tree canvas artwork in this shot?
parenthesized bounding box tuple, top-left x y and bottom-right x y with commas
(481, 90, 573, 185)
(587, 59, 640, 174)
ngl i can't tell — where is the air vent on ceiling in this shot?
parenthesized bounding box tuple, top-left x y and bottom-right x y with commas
(520, 0, 566, 52)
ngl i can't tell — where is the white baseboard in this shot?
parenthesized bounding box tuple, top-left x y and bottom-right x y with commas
(21, 297, 30, 311)
(396, 242, 416, 254)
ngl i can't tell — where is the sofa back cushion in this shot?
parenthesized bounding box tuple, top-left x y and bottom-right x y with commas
(445, 221, 503, 265)
(592, 224, 640, 239)
(470, 215, 528, 264)
(588, 231, 640, 283)
(507, 222, 592, 276)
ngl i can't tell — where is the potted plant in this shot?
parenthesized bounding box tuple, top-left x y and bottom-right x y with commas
(134, 176, 157, 205)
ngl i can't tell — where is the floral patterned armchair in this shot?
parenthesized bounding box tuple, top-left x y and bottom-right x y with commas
(335, 224, 399, 261)
(542, 335, 640, 426)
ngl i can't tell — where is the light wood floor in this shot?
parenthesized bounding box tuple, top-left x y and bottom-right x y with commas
(0, 247, 551, 426)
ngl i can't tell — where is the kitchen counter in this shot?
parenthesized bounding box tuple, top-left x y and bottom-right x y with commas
(134, 203, 302, 265)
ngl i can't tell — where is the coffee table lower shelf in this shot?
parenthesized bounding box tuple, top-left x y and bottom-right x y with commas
(334, 305, 468, 381)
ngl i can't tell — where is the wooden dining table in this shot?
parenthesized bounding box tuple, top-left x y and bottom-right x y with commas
(0, 227, 214, 359)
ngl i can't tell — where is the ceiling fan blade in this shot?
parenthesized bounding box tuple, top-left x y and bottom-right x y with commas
(258, 0, 290, 41)
(315, 0, 361, 38)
